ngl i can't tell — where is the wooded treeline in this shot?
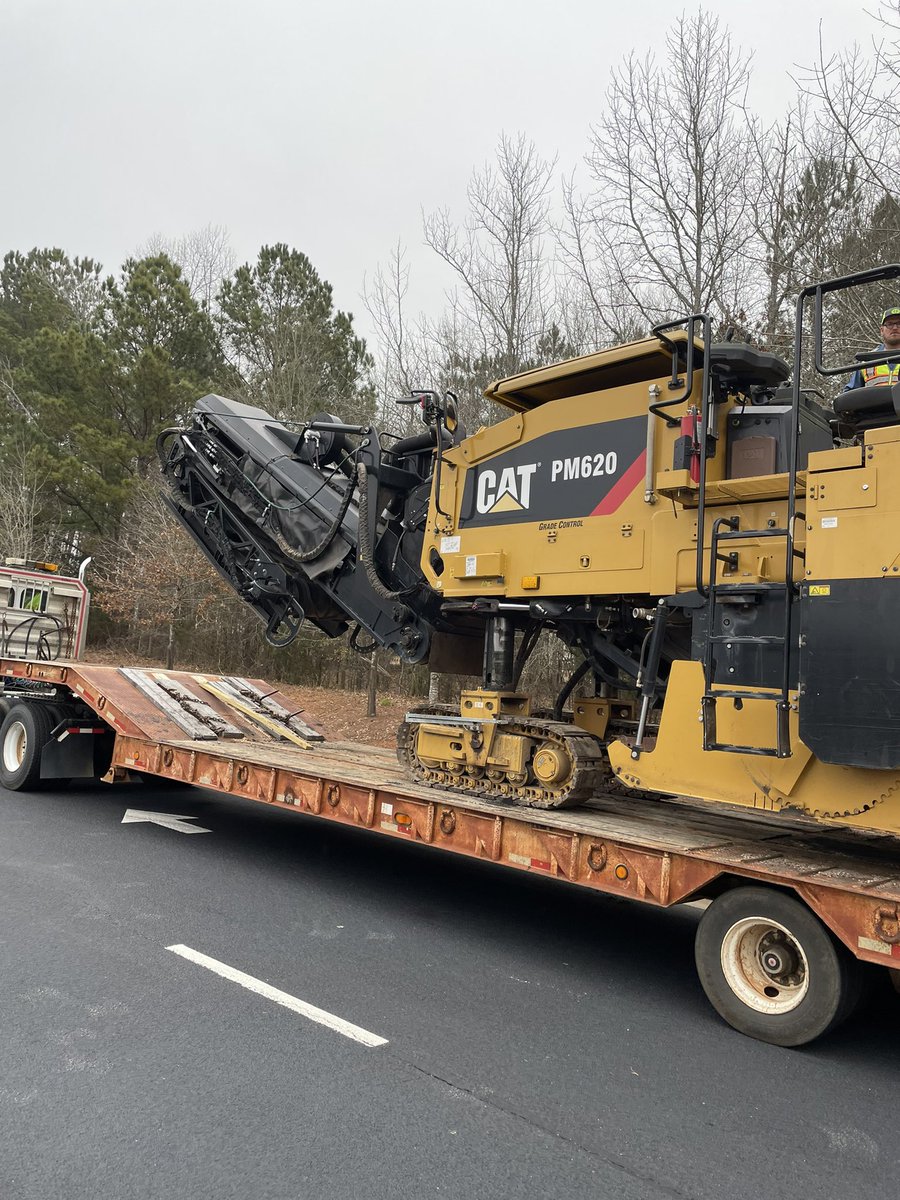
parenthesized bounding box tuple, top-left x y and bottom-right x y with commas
(1, 7, 899, 699)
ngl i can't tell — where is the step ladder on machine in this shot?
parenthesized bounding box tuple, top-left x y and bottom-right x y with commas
(690, 307, 805, 760)
(699, 515, 805, 758)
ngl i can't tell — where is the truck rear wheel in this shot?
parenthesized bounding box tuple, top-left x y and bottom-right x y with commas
(695, 886, 862, 1046)
(0, 703, 55, 792)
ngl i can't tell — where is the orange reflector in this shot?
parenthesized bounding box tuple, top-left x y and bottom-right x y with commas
(395, 813, 412, 827)
(521, 575, 540, 590)
(614, 864, 629, 880)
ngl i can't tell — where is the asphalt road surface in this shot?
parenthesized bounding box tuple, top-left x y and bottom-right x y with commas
(0, 779, 897, 1200)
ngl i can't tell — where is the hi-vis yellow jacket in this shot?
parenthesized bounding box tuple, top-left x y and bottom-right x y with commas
(860, 360, 900, 386)
(844, 345, 900, 391)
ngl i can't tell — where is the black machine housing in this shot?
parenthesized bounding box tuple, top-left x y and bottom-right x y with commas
(158, 395, 451, 662)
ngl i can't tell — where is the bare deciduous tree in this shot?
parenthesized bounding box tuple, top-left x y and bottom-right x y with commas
(363, 242, 440, 436)
(424, 133, 556, 377)
(140, 223, 235, 309)
(564, 13, 755, 332)
(804, 0, 900, 194)
(745, 104, 866, 354)
(0, 370, 61, 560)
(93, 480, 225, 669)
(364, 242, 419, 399)
(0, 431, 58, 561)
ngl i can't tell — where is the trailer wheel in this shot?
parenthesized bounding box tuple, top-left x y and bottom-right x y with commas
(0, 703, 55, 791)
(695, 886, 862, 1047)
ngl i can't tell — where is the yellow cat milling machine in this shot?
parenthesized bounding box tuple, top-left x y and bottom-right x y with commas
(159, 265, 900, 839)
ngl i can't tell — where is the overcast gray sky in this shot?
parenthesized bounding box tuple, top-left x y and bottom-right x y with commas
(3, 0, 876, 338)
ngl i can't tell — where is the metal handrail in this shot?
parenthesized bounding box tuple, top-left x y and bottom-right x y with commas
(649, 317, 706, 426)
(810, 264, 900, 377)
(691, 315, 714, 595)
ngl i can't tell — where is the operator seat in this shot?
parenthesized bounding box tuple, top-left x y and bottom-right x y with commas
(832, 380, 900, 432)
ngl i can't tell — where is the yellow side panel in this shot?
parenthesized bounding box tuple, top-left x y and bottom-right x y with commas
(459, 416, 525, 466)
(445, 551, 506, 582)
(806, 444, 862, 473)
(812, 465, 877, 511)
(608, 661, 900, 834)
(806, 437, 900, 581)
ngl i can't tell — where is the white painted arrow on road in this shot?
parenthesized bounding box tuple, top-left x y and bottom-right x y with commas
(121, 809, 212, 834)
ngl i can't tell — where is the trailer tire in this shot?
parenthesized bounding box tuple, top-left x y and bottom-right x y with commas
(0, 703, 55, 792)
(43, 704, 70, 730)
(695, 886, 862, 1047)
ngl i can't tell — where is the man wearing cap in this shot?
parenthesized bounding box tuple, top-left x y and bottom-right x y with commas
(843, 307, 900, 390)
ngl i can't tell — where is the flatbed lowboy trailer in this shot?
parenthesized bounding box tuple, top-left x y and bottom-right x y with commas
(1, 655, 899, 1048)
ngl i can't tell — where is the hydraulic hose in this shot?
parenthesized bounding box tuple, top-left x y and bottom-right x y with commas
(512, 623, 541, 689)
(553, 658, 592, 721)
(355, 462, 407, 602)
(266, 471, 355, 565)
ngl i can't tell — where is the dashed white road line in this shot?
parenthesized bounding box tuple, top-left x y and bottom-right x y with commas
(166, 944, 388, 1048)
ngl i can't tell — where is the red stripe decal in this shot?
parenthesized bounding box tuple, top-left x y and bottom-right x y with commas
(590, 450, 647, 516)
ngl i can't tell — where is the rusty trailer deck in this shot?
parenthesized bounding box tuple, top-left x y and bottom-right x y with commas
(5, 656, 900, 976)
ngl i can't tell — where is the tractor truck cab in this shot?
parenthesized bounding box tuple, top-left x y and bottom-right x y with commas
(0, 558, 91, 663)
(0, 556, 108, 784)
